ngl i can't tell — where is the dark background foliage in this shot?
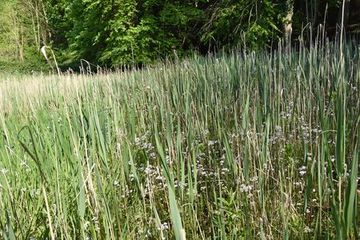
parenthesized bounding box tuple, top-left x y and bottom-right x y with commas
(0, 0, 359, 72)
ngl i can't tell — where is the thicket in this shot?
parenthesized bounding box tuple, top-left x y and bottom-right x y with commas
(0, 0, 359, 71)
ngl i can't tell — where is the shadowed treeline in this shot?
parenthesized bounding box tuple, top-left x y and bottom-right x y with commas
(0, 0, 360, 73)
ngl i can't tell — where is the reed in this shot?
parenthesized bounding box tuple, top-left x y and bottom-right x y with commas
(0, 42, 359, 239)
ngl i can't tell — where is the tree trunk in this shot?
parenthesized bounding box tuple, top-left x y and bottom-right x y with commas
(284, 0, 294, 45)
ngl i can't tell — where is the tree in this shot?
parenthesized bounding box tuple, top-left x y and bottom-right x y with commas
(1, 0, 359, 72)
(201, 0, 285, 50)
(0, 0, 49, 72)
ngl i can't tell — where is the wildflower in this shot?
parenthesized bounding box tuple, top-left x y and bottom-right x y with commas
(158, 222, 169, 231)
(304, 226, 312, 233)
(129, 173, 135, 181)
(240, 184, 252, 193)
(208, 140, 218, 147)
(149, 152, 156, 159)
(135, 137, 141, 145)
(299, 166, 306, 176)
(144, 166, 153, 175)
(113, 180, 120, 187)
(274, 125, 282, 133)
(84, 221, 90, 230)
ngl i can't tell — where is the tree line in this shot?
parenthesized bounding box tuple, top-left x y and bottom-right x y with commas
(0, 0, 359, 72)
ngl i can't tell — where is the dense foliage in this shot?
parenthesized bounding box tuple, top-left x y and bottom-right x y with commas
(0, 0, 359, 70)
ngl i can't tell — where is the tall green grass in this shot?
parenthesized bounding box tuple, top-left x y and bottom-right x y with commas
(0, 43, 359, 239)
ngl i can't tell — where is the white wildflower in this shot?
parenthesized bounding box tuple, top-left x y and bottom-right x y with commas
(304, 226, 312, 233)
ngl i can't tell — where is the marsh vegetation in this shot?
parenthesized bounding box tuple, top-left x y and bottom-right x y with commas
(0, 42, 359, 239)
